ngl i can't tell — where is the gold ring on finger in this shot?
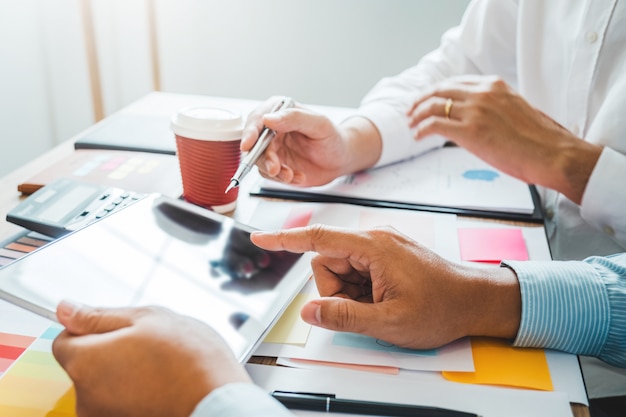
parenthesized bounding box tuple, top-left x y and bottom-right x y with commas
(444, 98, 454, 120)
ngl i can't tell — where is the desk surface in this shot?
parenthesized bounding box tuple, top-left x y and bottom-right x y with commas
(0, 92, 589, 417)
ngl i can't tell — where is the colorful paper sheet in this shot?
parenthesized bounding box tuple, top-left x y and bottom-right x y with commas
(276, 357, 400, 375)
(263, 292, 314, 345)
(332, 332, 437, 356)
(0, 324, 76, 416)
(458, 228, 528, 263)
(442, 337, 553, 391)
(282, 207, 314, 229)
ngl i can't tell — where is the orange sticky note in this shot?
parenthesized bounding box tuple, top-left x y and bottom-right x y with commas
(442, 337, 553, 391)
(458, 228, 528, 263)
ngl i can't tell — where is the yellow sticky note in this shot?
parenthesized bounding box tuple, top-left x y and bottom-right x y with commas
(263, 293, 313, 345)
(442, 337, 553, 391)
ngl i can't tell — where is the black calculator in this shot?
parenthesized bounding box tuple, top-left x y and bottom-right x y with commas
(7, 178, 146, 238)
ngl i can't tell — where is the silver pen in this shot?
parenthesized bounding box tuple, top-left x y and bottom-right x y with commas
(225, 97, 295, 193)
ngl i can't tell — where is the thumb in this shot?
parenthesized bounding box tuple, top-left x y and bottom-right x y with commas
(56, 300, 133, 336)
(301, 297, 381, 334)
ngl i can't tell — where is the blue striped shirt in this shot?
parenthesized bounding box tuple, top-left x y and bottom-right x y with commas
(505, 253, 626, 368)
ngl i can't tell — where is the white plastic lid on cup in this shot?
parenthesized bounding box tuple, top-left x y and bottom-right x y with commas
(170, 106, 244, 140)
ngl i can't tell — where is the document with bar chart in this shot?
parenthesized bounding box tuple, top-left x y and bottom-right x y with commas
(253, 146, 542, 222)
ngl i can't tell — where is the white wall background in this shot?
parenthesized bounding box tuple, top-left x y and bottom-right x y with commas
(0, 0, 93, 177)
(0, 0, 469, 178)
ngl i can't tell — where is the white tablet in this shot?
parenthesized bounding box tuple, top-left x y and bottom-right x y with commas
(0, 194, 312, 362)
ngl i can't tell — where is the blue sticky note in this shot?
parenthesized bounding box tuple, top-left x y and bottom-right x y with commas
(40, 325, 64, 340)
(333, 332, 437, 356)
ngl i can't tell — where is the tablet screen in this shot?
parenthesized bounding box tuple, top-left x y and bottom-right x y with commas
(0, 194, 311, 362)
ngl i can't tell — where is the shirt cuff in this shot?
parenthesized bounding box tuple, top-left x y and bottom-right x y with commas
(580, 147, 626, 247)
(191, 383, 293, 417)
(503, 260, 610, 357)
(357, 101, 445, 168)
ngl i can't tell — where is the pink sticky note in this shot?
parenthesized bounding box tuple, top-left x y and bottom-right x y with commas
(458, 228, 528, 263)
(282, 207, 314, 229)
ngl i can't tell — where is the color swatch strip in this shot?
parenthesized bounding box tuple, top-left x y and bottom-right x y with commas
(0, 324, 76, 416)
(0, 231, 53, 268)
(0, 333, 36, 372)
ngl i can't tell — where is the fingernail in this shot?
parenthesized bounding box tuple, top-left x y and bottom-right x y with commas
(309, 300, 322, 325)
(314, 304, 321, 325)
(57, 300, 80, 320)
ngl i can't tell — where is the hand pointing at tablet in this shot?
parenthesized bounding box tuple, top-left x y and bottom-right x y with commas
(250, 225, 522, 349)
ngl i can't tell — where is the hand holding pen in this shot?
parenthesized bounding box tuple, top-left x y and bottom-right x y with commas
(225, 97, 295, 193)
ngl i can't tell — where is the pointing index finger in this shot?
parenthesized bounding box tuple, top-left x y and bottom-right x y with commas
(250, 225, 369, 260)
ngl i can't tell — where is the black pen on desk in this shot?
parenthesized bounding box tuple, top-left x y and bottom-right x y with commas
(271, 391, 480, 417)
(225, 97, 295, 193)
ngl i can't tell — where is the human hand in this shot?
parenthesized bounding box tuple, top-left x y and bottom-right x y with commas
(241, 96, 380, 186)
(407, 76, 602, 204)
(251, 225, 521, 349)
(52, 302, 251, 417)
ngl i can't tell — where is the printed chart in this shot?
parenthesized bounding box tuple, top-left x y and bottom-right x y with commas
(257, 146, 537, 217)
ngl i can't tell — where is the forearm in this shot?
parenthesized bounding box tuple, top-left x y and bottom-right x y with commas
(544, 135, 603, 205)
(456, 264, 522, 340)
(338, 116, 383, 174)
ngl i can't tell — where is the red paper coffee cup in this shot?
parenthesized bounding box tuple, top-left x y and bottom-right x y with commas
(170, 107, 244, 213)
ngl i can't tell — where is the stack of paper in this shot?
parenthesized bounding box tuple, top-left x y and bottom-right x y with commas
(246, 199, 586, 417)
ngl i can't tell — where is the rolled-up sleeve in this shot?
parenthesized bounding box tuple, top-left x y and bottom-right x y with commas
(580, 147, 626, 249)
(357, 0, 519, 168)
(504, 253, 626, 368)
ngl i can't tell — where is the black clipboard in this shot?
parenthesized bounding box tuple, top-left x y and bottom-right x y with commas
(250, 144, 545, 223)
(250, 183, 544, 223)
(74, 114, 176, 155)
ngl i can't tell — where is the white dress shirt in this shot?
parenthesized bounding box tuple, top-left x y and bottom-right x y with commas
(358, 0, 626, 262)
(357, 0, 626, 399)
(191, 383, 293, 417)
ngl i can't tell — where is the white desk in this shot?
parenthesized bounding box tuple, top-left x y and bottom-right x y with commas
(0, 92, 589, 417)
